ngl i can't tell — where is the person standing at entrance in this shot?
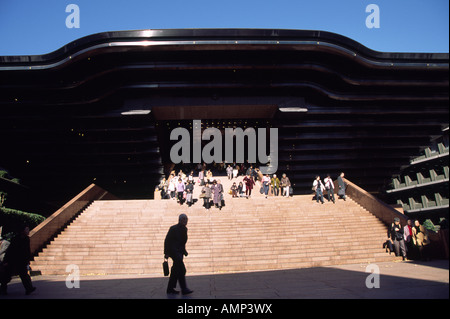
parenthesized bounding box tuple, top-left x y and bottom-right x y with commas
(185, 180, 194, 207)
(198, 169, 205, 186)
(176, 178, 185, 205)
(313, 176, 325, 204)
(271, 174, 280, 196)
(212, 180, 224, 210)
(164, 214, 193, 295)
(238, 181, 245, 197)
(337, 172, 347, 201)
(232, 165, 239, 179)
(280, 173, 291, 198)
(262, 174, 270, 198)
(201, 183, 212, 210)
(324, 174, 335, 203)
(226, 165, 233, 180)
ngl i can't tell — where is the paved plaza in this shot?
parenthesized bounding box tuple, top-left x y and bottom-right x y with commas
(2, 259, 448, 299)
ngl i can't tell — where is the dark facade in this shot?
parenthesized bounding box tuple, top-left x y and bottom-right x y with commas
(0, 29, 448, 209)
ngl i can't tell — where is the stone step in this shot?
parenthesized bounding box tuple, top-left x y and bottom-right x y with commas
(31, 192, 394, 275)
(34, 247, 389, 262)
(56, 226, 387, 236)
(37, 240, 385, 254)
(33, 255, 399, 276)
(46, 232, 387, 244)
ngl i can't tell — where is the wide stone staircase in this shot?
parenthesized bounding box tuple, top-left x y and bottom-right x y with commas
(31, 176, 398, 275)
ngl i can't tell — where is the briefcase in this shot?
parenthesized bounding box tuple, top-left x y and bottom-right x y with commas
(163, 259, 169, 276)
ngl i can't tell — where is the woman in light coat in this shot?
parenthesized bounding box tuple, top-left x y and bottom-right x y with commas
(212, 180, 224, 210)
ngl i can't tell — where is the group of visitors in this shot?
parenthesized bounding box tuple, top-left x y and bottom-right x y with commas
(385, 217, 432, 261)
(156, 164, 297, 210)
(226, 163, 293, 199)
(157, 165, 351, 208)
(158, 170, 197, 207)
(312, 172, 347, 204)
(228, 173, 292, 199)
(157, 169, 227, 210)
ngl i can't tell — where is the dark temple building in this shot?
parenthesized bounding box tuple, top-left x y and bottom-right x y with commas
(0, 29, 448, 212)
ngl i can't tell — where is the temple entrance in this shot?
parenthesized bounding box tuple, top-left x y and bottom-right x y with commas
(151, 104, 278, 121)
(156, 118, 275, 177)
(152, 104, 278, 177)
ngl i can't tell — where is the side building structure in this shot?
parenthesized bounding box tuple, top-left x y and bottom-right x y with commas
(385, 131, 449, 227)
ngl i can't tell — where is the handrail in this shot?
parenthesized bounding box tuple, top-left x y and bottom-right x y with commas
(337, 178, 408, 226)
(29, 184, 117, 256)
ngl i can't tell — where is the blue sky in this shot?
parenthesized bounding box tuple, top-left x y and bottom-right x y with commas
(0, 0, 448, 56)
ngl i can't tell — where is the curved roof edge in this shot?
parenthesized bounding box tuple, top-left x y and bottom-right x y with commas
(0, 28, 448, 65)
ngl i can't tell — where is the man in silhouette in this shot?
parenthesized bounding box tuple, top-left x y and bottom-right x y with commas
(164, 214, 193, 295)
